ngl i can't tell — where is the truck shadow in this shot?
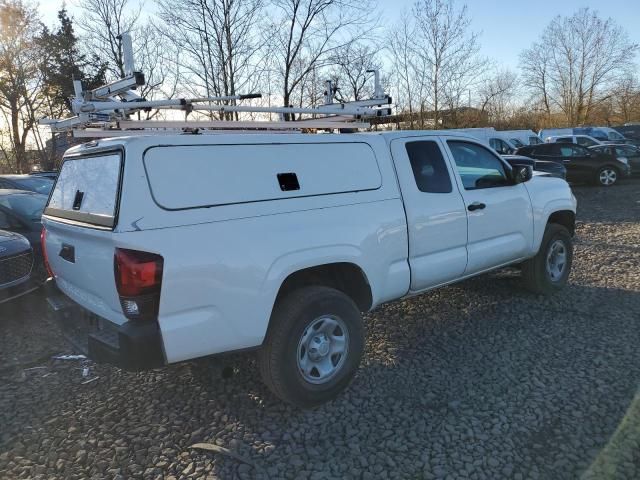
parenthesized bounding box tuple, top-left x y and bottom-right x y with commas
(1, 275, 639, 479)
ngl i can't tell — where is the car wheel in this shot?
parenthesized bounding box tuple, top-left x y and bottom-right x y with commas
(258, 286, 364, 408)
(522, 223, 573, 294)
(596, 166, 618, 186)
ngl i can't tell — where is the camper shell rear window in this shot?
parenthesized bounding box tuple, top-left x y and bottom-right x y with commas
(44, 150, 123, 228)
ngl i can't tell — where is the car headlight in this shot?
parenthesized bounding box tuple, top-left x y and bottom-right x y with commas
(618, 157, 628, 165)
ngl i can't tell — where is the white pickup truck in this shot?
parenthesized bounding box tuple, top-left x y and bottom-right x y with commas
(43, 131, 576, 407)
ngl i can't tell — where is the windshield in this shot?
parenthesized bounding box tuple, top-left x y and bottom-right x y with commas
(510, 138, 524, 147)
(608, 131, 625, 141)
(12, 176, 54, 195)
(0, 193, 47, 221)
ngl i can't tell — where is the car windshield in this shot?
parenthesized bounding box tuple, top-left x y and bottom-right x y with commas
(0, 193, 47, 221)
(608, 131, 625, 141)
(510, 138, 524, 147)
(11, 176, 54, 194)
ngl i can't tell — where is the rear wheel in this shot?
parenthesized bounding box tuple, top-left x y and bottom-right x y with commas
(522, 223, 573, 294)
(258, 286, 364, 408)
(595, 166, 618, 186)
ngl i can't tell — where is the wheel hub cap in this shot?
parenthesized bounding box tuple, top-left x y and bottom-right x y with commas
(308, 334, 330, 360)
(546, 239, 567, 281)
(297, 315, 349, 385)
(600, 169, 616, 185)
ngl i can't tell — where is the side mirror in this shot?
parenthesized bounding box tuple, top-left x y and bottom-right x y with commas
(511, 165, 533, 184)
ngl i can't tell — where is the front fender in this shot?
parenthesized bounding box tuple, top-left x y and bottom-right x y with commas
(526, 177, 577, 253)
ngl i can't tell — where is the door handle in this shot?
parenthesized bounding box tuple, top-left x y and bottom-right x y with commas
(467, 202, 486, 211)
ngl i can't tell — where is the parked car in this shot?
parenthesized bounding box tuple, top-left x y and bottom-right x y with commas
(574, 127, 629, 144)
(540, 127, 630, 145)
(516, 143, 631, 186)
(0, 189, 48, 266)
(588, 144, 640, 175)
(502, 155, 567, 179)
(0, 230, 39, 304)
(614, 125, 640, 147)
(0, 174, 54, 195)
(43, 133, 576, 407)
(545, 135, 602, 148)
(29, 171, 59, 180)
(499, 130, 544, 146)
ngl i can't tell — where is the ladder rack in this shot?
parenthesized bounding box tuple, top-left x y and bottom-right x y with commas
(40, 33, 393, 137)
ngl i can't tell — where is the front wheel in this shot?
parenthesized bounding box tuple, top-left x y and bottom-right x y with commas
(595, 166, 618, 186)
(258, 286, 364, 408)
(522, 223, 573, 294)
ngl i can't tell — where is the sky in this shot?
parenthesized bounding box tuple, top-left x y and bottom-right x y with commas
(37, 0, 640, 72)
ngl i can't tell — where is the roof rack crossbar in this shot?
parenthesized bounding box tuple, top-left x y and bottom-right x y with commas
(39, 33, 393, 135)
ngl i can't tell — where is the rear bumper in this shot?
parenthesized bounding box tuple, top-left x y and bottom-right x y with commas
(45, 279, 165, 371)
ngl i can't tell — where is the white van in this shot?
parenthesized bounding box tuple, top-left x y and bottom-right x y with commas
(43, 132, 576, 407)
(499, 130, 543, 147)
(446, 128, 518, 155)
(539, 128, 573, 142)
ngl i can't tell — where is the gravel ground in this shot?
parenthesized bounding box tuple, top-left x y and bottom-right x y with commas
(1, 178, 639, 480)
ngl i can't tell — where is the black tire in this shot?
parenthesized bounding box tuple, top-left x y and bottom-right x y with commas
(258, 286, 364, 408)
(594, 165, 619, 186)
(522, 223, 573, 294)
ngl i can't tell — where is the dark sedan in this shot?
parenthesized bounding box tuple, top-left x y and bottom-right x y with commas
(516, 143, 630, 186)
(0, 174, 54, 195)
(503, 154, 567, 179)
(0, 190, 48, 277)
(0, 230, 39, 304)
(588, 144, 640, 175)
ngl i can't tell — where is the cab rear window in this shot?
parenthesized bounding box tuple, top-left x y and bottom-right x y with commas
(44, 152, 122, 228)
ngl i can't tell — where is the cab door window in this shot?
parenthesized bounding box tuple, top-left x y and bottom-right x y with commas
(405, 141, 452, 193)
(489, 138, 510, 154)
(447, 141, 510, 190)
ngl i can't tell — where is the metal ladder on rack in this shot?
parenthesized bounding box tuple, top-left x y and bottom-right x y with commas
(40, 33, 393, 137)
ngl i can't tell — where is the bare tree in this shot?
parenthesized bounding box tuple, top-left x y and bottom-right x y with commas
(520, 8, 639, 125)
(0, 0, 44, 172)
(266, 0, 378, 119)
(612, 75, 640, 124)
(478, 68, 519, 125)
(413, 0, 486, 128)
(519, 41, 552, 119)
(76, 0, 170, 101)
(387, 10, 425, 128)
(328, 43, 384, 102)
(156, 0, 265, 119)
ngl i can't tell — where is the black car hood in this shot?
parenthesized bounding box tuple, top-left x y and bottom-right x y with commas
(0, 230, 23, 244)
(0, 230, 31, 259)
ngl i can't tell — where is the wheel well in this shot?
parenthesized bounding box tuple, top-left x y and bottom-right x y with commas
(276, 263, 373, 312)
(548, 210, 576, 236)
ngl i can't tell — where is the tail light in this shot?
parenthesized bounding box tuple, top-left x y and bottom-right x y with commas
(114, 248, 163, 321)
(40, 226, 54, 278)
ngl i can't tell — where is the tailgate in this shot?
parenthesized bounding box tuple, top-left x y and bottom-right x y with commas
(42, 149, 127, 324)
(43, 220, 126, 324)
